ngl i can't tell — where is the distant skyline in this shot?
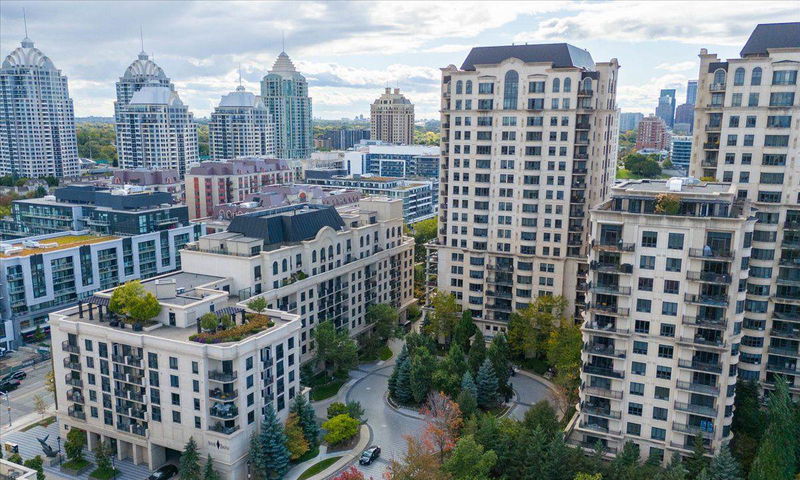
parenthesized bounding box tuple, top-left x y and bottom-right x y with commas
(1, 1, 796, 119)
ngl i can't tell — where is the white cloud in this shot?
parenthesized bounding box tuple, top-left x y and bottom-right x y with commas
(617, 73, 691, 113)
(655, 61, 698, 73)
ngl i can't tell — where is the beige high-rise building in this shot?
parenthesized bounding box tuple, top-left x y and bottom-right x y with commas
(570, 178, 755, 462)
(370, 88, 414, 145)
(689, 22, 800, 398)
(427, 43, 619, 334)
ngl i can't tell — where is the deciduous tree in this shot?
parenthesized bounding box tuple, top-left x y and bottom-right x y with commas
(312, 320, 358, 375)
(322, 414, 360, 445)
(247, 297, 267, 314)
(284, 413, 309, 460)
(420, 391, 463, 462)
(749, 377, 798, 480)
(507, 296, 566, 359)
(410, 347, 438, 404)
(289, 394, 319, 448)
(427, 291, 460, 342)
(442, 434, 497, 480)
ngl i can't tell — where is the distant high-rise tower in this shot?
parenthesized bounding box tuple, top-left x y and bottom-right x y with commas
(673, 81, 698, 134)
(370, 88, 415, 145)
(0, 36, 79, 178)
(619, 112, 644, 132)
(635, 115, 671, 150)
(685, 80, 697, 105)
(260, 52, 313, 159)
(210, 85, 274, 159)
(655, 88, 677, 128)
(115, 50, 173, 114)
(115, 85, 198, 175)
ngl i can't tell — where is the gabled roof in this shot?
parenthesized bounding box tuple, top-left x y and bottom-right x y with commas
(460, 43, 595, 71)
(741, 22, 800, 57)
(227, 207, 345, 247)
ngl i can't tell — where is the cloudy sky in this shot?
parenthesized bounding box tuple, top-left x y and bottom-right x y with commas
(1, 1, 795, 120)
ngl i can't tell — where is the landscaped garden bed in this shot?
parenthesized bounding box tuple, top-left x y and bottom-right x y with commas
(190, 314, 274, 344)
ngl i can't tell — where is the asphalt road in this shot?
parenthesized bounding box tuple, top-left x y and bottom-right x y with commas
(0, 362, 54, 432)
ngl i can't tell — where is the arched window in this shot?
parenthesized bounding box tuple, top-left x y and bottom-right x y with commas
(503, 70, 519, 110)
(312, 250, 317, 262)
(751, 67, 762, 86)
(360, 237, 364, 247)
(582, 78, 592, 92)
(336, 244, 341, 255)
(552, 78, 560, 93)
(328, 246, 333, 258)
(734, 68, 745, 86)
(563, 78, 571, 92)
(465, 80, 473, 94)
(281, 259, 287, 272)
(713, 69, 726, 86)
(272, 262, 278, 275)
(455, 80, 463, 94)
(320, 248, 325, 261)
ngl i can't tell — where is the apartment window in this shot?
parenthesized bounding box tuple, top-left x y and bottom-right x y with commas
(637, 299, 652, 313)
(169, 357, 178, 369)
(632, 362, 646, 375)
(638, 278, 653, 291)
(171, 393, 180, 406)
(653, 406, 669, 421)
(662, 302, 678, 316)
(658, 344, 674, 359)
(641, 231, 657, 248)
(194, 417, 201, 429)
(654, 386, 670, 401)
(630, 382, 644, 396)
(769, 92, 795, 107)
(627, 423, 641, 436)
(193, 398, 200, 411)
(170, 375, 179, 388)
(729, 115, 740, 127)
(640, 255, 655, 270)
(748, 93, 759, 107)
(478, 82, 494, 94)
(148, 352, 158, 368)
(172, 411, 181, 424)
(633, 341, 648, 355)
(192, 380, 199, 393)
(628, 402, 643, 416)
(660, 324, 675, 337)
(651, 427, 666, 441)
(773, 70, 798, 85)
(635, 320, 650, 334)
(666, 258, 682, 272)
(191, 362, 198, 375)
(667, 233, 684, 250)
(656, 366, 672, 381)
(727, 135, 737, 146)
(730, 94, 742, 107)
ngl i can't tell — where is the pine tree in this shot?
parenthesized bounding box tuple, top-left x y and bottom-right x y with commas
(476, 358, 499, 409)
(179, 437, 202, 480)
(203, 454, 220, 480)
(258, 403, 290, 480)
(394, 356, 413, 404)
(410, 347, 437, 404)
(656, 452, 688, 480)
(461, 371, 478, 398)
(468, 336, 487, 374)
(249, 433, 264, 480)
(687, 435, 710, 479)
(488, 334, 512, 396)
(610, 441, 641, 480)
(749, 377, 798, 480)
(289, 394, 320, 448)
(707, 445, 741, 480)
(387, 344, 409, 399)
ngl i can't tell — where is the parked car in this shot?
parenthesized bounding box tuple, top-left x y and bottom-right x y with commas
(1, 371, 26, 382)
(0, 379, 21, 393)
(147, 464, 178, 480)
(359, 446, 381, 465)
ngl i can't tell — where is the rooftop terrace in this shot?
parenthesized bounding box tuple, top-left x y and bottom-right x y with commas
(0, 233, 117, 258)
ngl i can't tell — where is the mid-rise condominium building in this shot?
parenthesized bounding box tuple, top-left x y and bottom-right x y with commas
(429, 43, 619, 333)
(0, 36, 79, 178)
(345, 144, 439, 178)
(0, 185, 201, 349)
(571, 178, 755, 461)
(50, 271, 301, 479)
(184, 157, 293, 220)
(111, 169, 183, 199)
(636, 115, 671, 151)
(670, 136, 693, 171)
(179, 197, 416, 362)
(209, 86, 275, 160)
(370, 88, 415, 145)
(690, 22, 800, 397)
(115, 85, 198, 176)
(260, 52, 313, 160)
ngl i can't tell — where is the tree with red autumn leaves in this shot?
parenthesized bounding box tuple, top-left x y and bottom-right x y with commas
(331, 466, 372, 480)
(419, 391, 463, 463)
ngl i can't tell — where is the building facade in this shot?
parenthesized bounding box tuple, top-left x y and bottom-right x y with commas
(370, 88, 415, 145)
(50, 271, 301, 479)
(318, 128, 371, 150)
(656, 88, 677, 128)
(428, 43, 619, 333)
(345, 144, 439, 178)
(670, 136, 692, 171)
(114, 51, 174, 131)
(209, 86, 275, 160)
(636, 115, 671, 151)
(305, 174, 438, 223)
(690, 22, 800, 397)
(115, 85, 198, 176)
(184, 157, 293, 220)
(0, 36, 79, 178)
(619, 112, 644, 133)
(260, 52, 313, 160)
(179, 198, 416, 363)
(571, 179, 755, 461)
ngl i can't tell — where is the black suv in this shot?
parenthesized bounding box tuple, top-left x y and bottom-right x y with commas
(147, 464, 178, 480)
(359, 445, 381, 465)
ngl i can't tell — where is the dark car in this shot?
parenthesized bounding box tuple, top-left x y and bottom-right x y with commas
(0, 379, 21, 393)
(1, 371, 26, 382)
(147, 464, 178, 480)
(359, 446, 381, 465)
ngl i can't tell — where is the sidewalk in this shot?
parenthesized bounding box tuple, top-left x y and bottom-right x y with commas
(0, 404, 56, 434)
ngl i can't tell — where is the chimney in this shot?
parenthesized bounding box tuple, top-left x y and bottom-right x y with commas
(154, 279, 177, 299)
(394, 88, 399, 94)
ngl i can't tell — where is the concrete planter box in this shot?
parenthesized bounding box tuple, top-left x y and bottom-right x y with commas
(60, 461, 93, 476)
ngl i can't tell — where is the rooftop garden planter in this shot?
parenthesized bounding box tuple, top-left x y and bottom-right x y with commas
(190, 313, 274, 344)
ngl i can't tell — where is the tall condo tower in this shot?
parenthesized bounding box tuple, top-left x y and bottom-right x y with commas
(260, 52, 313, 159)
(209, 85, 275, 160)
(370, 87, 415, 145)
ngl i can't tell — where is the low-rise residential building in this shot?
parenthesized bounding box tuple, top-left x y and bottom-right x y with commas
(185, 158, 294, 220)
(180, 197, 416, 362)
(345, 144, 439, 178)
(111, 169, 183, 199)
(50, 271, 301, 479)
(305, 174, 438, 223)
(571, 178, 755, 462)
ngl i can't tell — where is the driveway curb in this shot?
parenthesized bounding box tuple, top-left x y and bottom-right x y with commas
(304, 424, 371, 480)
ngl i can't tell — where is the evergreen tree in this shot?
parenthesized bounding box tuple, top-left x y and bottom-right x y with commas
(687, 435, 710, 479)
(394, 356, 414, 404)
(410, 347, 437, 404)
(610, 441, 641, 480)
(656, 452, 688, 480)
(452, 311, 477, 352)
(522, 400, 560, 438)
(289, 394, 320, 448)
(387, 344, 409, 399)
(248, 433, 264, 480)
(203, 454, 220, 480)
(749, 377, 798, 480)
(487, 334, 512, 397)
(456, 389, 477, 417)
(542, 434, 574, 480)
(468, 336, 487, 374)
(476, 358, 499, 409)
(179, 437, 202, 480)
(707, 445, 742, 480)
(257, 403, 290, 479)
(461, 371, 478, 398)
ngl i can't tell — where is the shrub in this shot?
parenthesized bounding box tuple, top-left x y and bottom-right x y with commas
(322, 414, 360, 445)
(200, 313, 219, 332)
(65, 428, 87, 462)
(190, 314, 273, 344)
(327, 402, 349, 419)
(655, 193, 681, 215)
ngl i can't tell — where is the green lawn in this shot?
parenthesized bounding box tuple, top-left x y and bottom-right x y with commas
(90, 467, 121, 479)
(293, 444, 320, 464)
(21, 415, 56, 432)
(297, 456, 342, 480)
(62, 458, 92, 471)
(310, 379, 346, 402)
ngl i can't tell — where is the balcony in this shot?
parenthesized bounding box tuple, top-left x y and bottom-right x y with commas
(112, 371, 144, 386)
(208, 389, 238, 402)
(584, 322, 629, 335)
(678, 359, 722, 373)
(576, 122, 591, 130)
(705, 124, 721, 132)
(65, 376, 83, 388)
(687, 271, 731, 284)
(676, 381, 719, 396)
(61, 341, 80, 354)
(785, 220, 800, 231)
(66, 390, 85, 404)
(594, 241, 635, 252)
(581, 403, 622, 420)
(682, 315, 727, 329)
(67, 407, 86, 421)
(673, 422, 715, 438)
(583, 363, 625, 379)
(63, 359, 81, 371)
(487, 264, 514, 272)
(765, 363, 800, 375)
(115, 389, 145, 403)
(210, 423, 240, 435)
(768, 345, 800, 357)
(684, 293, 729, 307)
(579, 421, 621, 436)
(210, 405, 239, 420)
(587, 303, 629, 316)
(112, 355, 143, 368)
(590, 284, 632, 296)
(675, 401, 717, 418)
(709, 83, 726, 91)
(485, 290, 513, 299)
(770, 328, 800, 340)
(678, 336, 727, 349)
(209, 370, 238, 383)
(585, 342, 626, 358)
(486, 303, 512, 312)
(582, 385, 624, 399)
(689, 248, 733, 260)
(578, 88, 594, 97)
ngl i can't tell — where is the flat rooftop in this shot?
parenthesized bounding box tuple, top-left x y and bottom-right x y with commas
(0, 234, 118, 258)
(138, 271, 226, 305)
(612, 180, 734, 196)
